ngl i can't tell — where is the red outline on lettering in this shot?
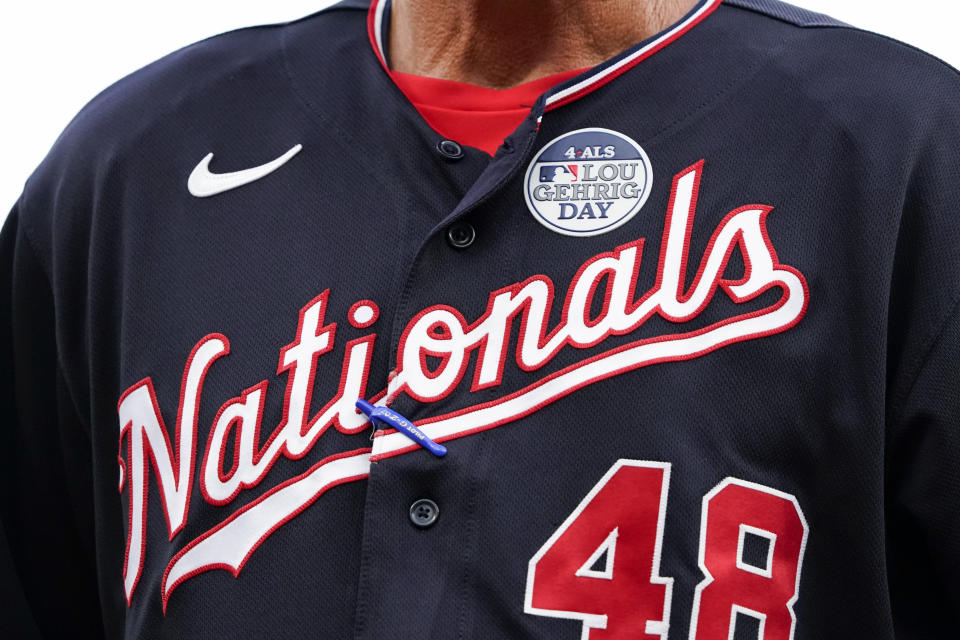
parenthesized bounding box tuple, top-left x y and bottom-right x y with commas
(117, 453, 126, 494)
(275, 291, 337, 442)
(117, 333, 228, 606)
(373, 162, 808, 459)
(419, 320, 456, 381)
(119, 320, 383, 604)
(122, 159, 810, 611)
(581, 268, 616, 329)
(330, 335, 378, 434)
(348, 299, 380, 329)
(198, 380, 269, 507)
(161, 447, 372, 613)
(118, 416, 139, 607)
(390, 160, 802, 413)
(198, 334, 378, 507)
(396, 236, 648, 402)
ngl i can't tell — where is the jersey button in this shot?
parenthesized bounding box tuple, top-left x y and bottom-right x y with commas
(437, 139, 464, 159)
(409, 499, 440, 528)
(446, 222, 475, 249)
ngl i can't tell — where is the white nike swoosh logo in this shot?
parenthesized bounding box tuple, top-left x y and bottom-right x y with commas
(188, 144, 303, 197)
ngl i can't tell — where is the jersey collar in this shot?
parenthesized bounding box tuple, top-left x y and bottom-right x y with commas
(366, 0, 723, 113)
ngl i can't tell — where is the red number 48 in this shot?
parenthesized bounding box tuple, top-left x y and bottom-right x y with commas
(525, 460, 808, 640)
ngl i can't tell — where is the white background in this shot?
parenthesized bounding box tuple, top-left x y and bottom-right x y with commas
(2, 0, 958, 218)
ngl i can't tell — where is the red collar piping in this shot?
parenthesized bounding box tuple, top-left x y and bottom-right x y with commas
(367, 0, 724, 112)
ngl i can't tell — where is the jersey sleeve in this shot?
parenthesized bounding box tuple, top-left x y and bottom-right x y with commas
(883, 62, 960, 634)
(886, 305, 960, 634)
(0, 203, 105, 638)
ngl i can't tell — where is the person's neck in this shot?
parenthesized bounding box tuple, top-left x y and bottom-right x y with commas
(388, 0, 698, 89)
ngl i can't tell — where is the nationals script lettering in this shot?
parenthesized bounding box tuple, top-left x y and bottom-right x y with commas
(116, 160, 808, 609)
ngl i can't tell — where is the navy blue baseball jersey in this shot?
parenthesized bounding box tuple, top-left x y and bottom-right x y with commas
(2, 0, 959, 637)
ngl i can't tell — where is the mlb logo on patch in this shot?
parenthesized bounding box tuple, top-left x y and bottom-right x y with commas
(539, 165, 578, 183)
(524, 128, 653, 237)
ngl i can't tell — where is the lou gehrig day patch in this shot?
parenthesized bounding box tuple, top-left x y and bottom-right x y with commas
(524, 128, 653, 237)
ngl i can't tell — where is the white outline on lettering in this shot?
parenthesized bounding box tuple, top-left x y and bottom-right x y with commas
(524, 460, 673, 640)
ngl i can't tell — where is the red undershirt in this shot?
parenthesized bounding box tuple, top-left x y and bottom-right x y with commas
(390, 69, 586, 156)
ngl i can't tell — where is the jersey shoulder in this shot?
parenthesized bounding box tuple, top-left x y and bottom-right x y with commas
(721, 0, 960, 133)
(18, 1, 367, 263)
(25, 0, 366, 183)
(723, 0, 848, 28)
(722, 2, 960, 350)
(722, 0, 959, 86)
